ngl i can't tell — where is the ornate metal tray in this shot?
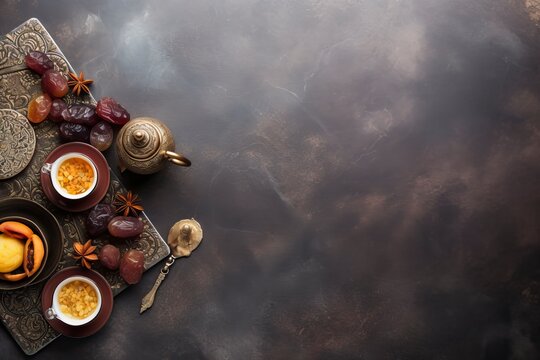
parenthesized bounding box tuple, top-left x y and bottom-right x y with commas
(0, 18, 170, 355)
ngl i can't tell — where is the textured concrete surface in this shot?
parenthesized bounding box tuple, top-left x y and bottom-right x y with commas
(2, 0, 540, 359)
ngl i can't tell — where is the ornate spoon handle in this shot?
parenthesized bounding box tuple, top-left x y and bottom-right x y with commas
(140, 255, 175, 314)
(140, 218, 203, 314)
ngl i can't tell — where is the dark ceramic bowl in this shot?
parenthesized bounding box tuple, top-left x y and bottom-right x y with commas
(0, 215, 48, 289)
(0, 198, 64, 290)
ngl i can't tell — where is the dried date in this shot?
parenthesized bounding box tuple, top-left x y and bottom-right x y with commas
(86, 204, 115, 237)
(119, 249, 145, 284)
(108, 216, 144, 238)
(68, 104, 99, 127)
(27, 93, 52, 123)
(99, 244, 121, 270)
(90, 122, 114, 151)
(48, 99, 72, 123)
(24, 51, 54, 75)
(59, 122, 90, 142)
(41, 70, 69, 98)
(96, 97, 130, 125)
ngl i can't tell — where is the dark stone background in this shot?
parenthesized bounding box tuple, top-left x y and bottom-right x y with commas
(2, 0, 540, 359)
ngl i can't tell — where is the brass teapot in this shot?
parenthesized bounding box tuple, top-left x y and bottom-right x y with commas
(115, 117, 191, 174)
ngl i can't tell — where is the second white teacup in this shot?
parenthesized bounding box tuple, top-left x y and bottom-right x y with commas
(45, 276, 102, 326)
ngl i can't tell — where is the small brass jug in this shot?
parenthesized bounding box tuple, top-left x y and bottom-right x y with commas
(115, 117, 191, 174)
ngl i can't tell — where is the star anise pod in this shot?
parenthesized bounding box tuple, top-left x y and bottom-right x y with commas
(73, 240, 98, 269)
(113, 191, 144, 217)
(68, 71, 93, 96)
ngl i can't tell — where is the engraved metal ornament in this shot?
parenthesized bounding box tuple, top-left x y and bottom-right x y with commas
(167, 218, 203, 257)
(0, 109, 36, 179)
(0, 19, 171, 355)
(115, 117, 191, 174)
(140, 219, 203, 313)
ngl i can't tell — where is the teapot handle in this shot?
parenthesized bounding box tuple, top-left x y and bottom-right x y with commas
(163, 151, 191, 167)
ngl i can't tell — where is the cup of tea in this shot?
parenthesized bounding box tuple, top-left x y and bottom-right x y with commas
(41, 153, 98, 200)
(44, 276, 102, 326)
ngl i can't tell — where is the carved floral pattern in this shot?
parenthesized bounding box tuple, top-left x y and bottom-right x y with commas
(0, 110, 36, 179)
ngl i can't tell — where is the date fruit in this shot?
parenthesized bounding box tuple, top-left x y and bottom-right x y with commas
(24, 51, 54, 75)
(68, 104, 99, 127)
(90, 121, 114, 151)
(86, 204, 115, 237)
(27, 93, 52, 123)
(108, 216, 144, 238)
(99, 244, 121, 270)
(96, 97, 130, 125)
(48, 99, 72, 123)
(59, 122, 90, 142)
(41, 70, 69, 98)
(119, 249, 145, 284)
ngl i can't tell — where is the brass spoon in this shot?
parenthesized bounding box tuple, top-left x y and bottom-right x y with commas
(140, 218, 203, 313)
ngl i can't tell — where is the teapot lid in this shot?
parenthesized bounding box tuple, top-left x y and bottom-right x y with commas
(121, 120, 162, 160)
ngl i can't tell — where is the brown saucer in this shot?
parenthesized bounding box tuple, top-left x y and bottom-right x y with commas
(40, 142, 110, 212)
(41, 267, 113, 338)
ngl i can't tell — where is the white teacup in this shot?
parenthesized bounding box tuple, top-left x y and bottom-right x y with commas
(45, 276, 102, 326)
(41, 153, 98, 200)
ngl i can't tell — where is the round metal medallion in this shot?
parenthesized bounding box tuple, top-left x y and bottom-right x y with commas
(0, 109, 36, 180)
